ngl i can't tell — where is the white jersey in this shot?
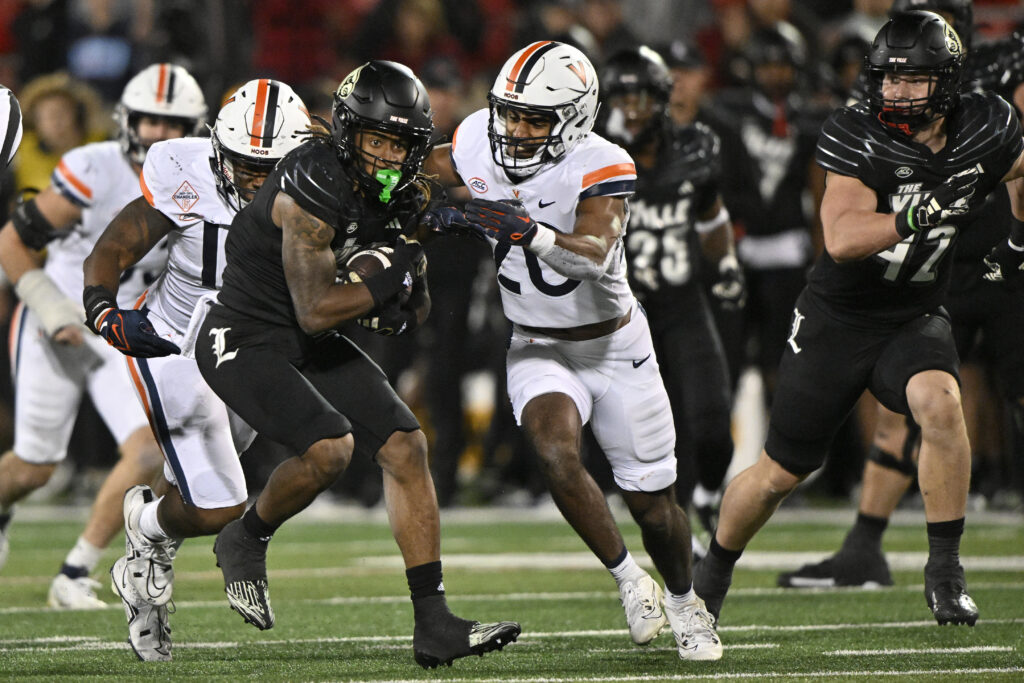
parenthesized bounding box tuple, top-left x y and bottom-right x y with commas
(47, 141, 168, 307)
(451, 109, 637, 328)
(140, 137, 235, 333)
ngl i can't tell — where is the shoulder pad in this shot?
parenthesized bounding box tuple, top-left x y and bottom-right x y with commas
(946, 92, 1023, 170)
(278, 139, 348, 227)
(816, 104, 879, 177)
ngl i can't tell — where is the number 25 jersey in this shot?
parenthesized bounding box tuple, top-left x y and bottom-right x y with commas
(811, 92, 1022, 325)
(451, 109, 637, 328)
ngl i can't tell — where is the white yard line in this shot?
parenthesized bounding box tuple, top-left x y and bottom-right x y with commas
(1, 584, 1022, 615)
(826, 646, 1014, 656)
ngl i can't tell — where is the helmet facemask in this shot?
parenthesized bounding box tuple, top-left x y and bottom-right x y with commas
(333, 103, 431, 203)
(487, 41, 600, 180)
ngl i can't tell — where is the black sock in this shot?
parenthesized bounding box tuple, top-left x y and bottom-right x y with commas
(60, 563, 88, 579)
(242, 506, 278, 543)
(708, 536, 743, 566)
(926, 518, 964, 570)
(407, 560, 446, 601)
(0, 512, 11, 533)
(841, 513, 889, 554)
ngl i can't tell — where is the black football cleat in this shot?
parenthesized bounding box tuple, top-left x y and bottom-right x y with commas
(925, 563, 978, 626)
(777, 550, 893, 589)
(413, 618, 521, 669)
(213, 519, 275, 630)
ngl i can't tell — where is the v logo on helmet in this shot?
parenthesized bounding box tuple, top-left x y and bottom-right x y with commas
(568, 62, 589, 86)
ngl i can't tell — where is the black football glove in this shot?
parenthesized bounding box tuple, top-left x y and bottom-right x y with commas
(421, 206, 474, 237)
(465, 198, 539, 246)
(362, 236, 426, 308)
(83, 285, 180, 358)
(358, 299, 418, 336)
(983, 239, 1024, 284)
(711, 254, 746, 310)
(895, 165, 982, 238)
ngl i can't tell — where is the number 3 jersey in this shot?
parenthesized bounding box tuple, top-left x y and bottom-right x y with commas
(811, 92, 1023, 325)
(139, 137, 236, 333)
(451, 109, 637, 328)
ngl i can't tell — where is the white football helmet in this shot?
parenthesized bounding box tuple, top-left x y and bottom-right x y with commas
(0, 85, 22, 166)
(488, 41, 600, 178)
(115, 63, 208, 165)
(212, 78, 311, 210)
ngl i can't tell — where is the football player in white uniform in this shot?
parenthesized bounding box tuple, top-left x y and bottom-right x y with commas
(423, 41, 722, 661)
(0, 64, 206, 609)
(82, 79, 311, 661)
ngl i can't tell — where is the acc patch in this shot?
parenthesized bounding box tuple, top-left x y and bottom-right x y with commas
(895, 166, 913, 178)
(173, 181, 200, 212)
(469, 177, 488, 193)
(337, 66, 365, 99)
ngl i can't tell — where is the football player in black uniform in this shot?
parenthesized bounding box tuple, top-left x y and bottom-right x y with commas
(778, 0, 1024, 591)
(702, 21, 829, 399)
(192, 61, 520, 668)
(693, 11, 1024, 628)
(597, 46, 743, 537)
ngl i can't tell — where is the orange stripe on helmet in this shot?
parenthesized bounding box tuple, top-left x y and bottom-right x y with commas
(506, 41, 553, 92)
(250, 79, 269, 147)
(57, 159, 93, 199)
(139, 168, 156, 207)
(581, 163, 637, 189)
(156, 64, 168, 103)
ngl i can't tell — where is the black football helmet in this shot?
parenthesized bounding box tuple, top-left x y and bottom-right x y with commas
(332, 61, 434, 202)
(889, 0, 973, 49)
(866, 10, 965, 135)
(598, 46, 673, 152)
(744, 22, 807, 97)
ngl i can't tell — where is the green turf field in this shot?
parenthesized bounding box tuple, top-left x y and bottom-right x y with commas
(1, 504, 1021, 681)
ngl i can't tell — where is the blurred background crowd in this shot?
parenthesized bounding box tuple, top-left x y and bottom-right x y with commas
(0, 0, 1022, 514)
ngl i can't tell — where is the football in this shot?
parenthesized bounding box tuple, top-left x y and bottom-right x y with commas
(343, 246, 394, 284)
(341, 245, 412, 303)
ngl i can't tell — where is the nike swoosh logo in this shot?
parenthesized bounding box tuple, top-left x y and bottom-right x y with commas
(632, 354, 651, 368)
(538, 199, 555, 208)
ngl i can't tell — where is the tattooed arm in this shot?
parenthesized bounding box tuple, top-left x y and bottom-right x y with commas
(84, 196, 176, 293)
(274, 192, 376, 334)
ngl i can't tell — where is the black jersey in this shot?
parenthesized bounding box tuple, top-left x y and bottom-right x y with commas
(217, 138, 422, 327)
(704, 90, 829, 238)
(625, 122, 720, 307)
(810, 92, 1023, 325)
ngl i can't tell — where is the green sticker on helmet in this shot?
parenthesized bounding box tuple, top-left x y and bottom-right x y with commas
(375, 168, 401, 203)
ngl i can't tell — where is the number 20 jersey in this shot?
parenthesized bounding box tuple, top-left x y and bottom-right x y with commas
(451, 109, 638, 328)
(811, 92, 1023, 325)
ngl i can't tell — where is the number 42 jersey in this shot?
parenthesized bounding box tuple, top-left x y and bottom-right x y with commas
(811, 92, 1023, 325)
(451, 109, 637, 329)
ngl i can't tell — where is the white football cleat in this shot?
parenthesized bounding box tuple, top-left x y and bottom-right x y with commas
(48, 573, 107, 609)
(666, 593, 723, 661)
(619, 573, 667, 645)
(122, 485, 176, 606)
(111, 555, 172, 661)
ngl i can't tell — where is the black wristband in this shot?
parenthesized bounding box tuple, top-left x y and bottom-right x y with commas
(83, 284, 118, 334)
(362, 264, 410, 308)
(894, 207, 917, 240)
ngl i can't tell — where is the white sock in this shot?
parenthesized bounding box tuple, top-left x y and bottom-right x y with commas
(692, 485, 721, 508)
(64, 536, 103, 572)
(138, 498, 171, 542)
(664, 586, 697, 611)
(609, 551, 647, 589)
